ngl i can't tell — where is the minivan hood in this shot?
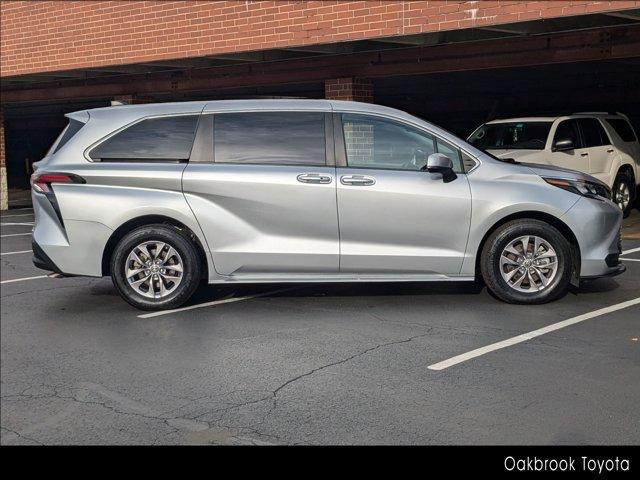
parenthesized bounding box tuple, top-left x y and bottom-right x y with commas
(485, 149, 544, 162)
(519, 162, 604, 186)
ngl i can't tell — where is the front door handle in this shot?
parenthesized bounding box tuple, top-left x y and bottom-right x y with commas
(580, 152, 589, 157)
(606, 148, 615, 153)
(297, 173, 332, 184)
(340, 175, 376, 186)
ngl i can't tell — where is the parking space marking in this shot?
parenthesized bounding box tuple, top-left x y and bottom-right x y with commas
(621, 247, 640, 256)
(138, 287, 296, 318)
(427, 297, 640, 371)
(0, 250, 31, 256)
(0, 213, 34, 218)
(622, 258, 640, 262)
(1, 222, 34, 226)
(0, 275, 50, 285)
(1, 233, 32, 238)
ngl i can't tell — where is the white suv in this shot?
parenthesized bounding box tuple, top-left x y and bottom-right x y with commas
(468, 113, 640, 216)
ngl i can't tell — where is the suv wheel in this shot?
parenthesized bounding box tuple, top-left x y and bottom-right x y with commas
(612, 172, 634, 217)
(480, 219, 572, 304)
(111, 224, 202, 310)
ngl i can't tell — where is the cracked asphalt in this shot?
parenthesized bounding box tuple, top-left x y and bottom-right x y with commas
(1, 207, 639, 445)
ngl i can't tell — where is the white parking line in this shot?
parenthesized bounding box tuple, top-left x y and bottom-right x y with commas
(1, 222, 34, 226)
(622, 258, 640, 262)
(138, 287, 296, 318)
(0, 233, 31, 238)
(0, 250, 31, 256)
(621, 247, 640, 256)
(0, 275, 50, 285)
(427, 297, 640, 371)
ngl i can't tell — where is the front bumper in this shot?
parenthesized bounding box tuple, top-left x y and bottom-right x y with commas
(561, 196, 625, 279)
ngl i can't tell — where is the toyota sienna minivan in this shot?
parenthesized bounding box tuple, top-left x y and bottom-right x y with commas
(31, 100, 624, 310)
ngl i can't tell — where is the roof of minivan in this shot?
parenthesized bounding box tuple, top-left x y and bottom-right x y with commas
(78, 99, 409, 117)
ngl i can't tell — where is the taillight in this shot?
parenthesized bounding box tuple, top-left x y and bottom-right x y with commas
(30, 172, 85, 193)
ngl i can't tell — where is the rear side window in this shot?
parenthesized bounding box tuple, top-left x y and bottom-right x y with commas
(577, 118, 610, 147)
(214, 112, 326, 166)
(605, 118, 637, 142)
(48, 119, 85, 155)
(90, 115, 199, 161)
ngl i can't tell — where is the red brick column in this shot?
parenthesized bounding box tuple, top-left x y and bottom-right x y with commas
(112, 94, 151, 105)
(325, 77, 373, 103)
(0, 108, 7, 210)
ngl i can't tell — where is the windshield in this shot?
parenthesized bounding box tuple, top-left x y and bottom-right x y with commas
(468, 122, 552, 150)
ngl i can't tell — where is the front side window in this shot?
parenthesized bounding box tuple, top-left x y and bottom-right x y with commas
(468, 122, 551, 151)
(90, 115, 199, 161)
(341, 114, 442, 171)
(214, 112, 326, 166)
(553, 120, 582, 149)
(578, 118, 610, 147)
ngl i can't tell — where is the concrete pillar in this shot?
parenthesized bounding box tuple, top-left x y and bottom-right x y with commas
(324, 77, 373, 103)
(0, 108, 7, 211)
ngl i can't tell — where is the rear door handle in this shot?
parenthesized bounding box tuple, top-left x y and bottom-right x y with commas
(297, 173, 332, 184)
(606, 148, 615, 153)
(340, 175, 376, 186)
(580, 152, 589, 157)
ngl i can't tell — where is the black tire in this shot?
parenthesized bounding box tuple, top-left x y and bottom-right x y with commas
(612, 172, 634, 218)
(110, 224, 202, 310)
(480, 219, 573, 304)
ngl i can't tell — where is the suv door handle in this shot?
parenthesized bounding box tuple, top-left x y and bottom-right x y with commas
(580, 152, 589, 157)
(297, 173, 332, 184)
(606, 148, 615, 153)
(340, 175, 376, 186)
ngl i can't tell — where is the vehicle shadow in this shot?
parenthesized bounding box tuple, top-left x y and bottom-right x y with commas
(188, 279, 487, 305)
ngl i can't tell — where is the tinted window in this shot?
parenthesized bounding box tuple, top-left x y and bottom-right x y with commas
(553, 120, 582, 149)
(91, 115, 199, 160)
(578, 118, 610, 147)
(214, 112, 325, 165)
(342, 114, 445, 171)
(468, 122, 551, 150)
(605, 118, 637, 142)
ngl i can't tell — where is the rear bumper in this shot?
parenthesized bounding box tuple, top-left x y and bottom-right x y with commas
(32, 240, 63, 274)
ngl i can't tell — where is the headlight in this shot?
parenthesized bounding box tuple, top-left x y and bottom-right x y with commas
(543, 177, 611, 201)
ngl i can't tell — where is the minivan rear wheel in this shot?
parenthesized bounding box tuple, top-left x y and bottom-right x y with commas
(480, 219, 572, 304)
(111, 224, 202, 310)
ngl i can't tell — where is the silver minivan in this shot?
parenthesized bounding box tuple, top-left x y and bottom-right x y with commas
(31, 100, 624, 310)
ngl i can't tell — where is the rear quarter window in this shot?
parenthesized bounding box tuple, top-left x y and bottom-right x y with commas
(605, 118, 637, 142)
(90, 115, 199, 161)
(47, 119, 86, 155)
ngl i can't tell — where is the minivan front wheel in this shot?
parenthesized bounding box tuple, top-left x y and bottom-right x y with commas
(111, 224, 202, 310)
(480, 219, 572, 304)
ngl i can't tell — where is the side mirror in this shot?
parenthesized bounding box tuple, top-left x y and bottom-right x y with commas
(552, 139, 574, 152)
(426, 153, 457, 183)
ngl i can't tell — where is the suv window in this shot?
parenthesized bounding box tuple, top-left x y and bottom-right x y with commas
(214, 112, 326, 166)
(605, 118, 637, 142)
(468, 122, 551, 151)
(553, 119, 582, 149)
(577, 118, 610, 147)
(341, 114, 464, 172)
(91, 115, 199, 161)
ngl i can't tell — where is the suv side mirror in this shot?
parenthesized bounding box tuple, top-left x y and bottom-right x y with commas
(552, 139, 574, 152)
(426, 153, 457, 183)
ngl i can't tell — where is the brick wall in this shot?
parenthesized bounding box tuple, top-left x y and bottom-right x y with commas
(343, 120, 375, 166)
(2, 1, 638, 77)
(325, 77, 373, 102)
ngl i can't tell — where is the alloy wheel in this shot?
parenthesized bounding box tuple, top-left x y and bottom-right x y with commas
(499, 235, 558, 293)
(125, 240, 184, 299)
(615, 181, 630, 211)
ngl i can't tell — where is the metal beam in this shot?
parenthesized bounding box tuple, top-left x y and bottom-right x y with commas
(2, 25, 639, 104)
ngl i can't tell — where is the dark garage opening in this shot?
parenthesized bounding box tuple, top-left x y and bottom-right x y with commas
(374, 58, 640, 138)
